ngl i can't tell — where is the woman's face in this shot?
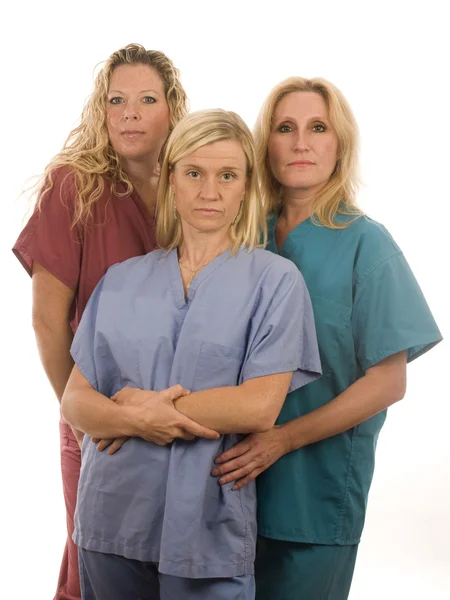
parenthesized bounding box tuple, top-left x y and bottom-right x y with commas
(106, 64, 170, 162)
(268, 91, 339, 195)
(169, 139, 247, 236)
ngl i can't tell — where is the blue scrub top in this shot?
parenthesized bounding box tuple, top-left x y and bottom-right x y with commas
(70, 247, 321, 578)
(256, 214, 443, 545)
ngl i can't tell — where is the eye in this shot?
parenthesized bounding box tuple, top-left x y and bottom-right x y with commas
(143, 96, 156, 104)
(109, 97, 123, 105)
(187, 171, 200, 179)
(277, 124, 292, 133)
(221, 172, 235, 182)
(312, 123, 326, 132)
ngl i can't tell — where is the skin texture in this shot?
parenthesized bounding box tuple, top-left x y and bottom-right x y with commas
(268, 91, 338, 199)
(106, 64, 170, 165)
(211, 91, 407, 490)
(170, 139, 246, 288)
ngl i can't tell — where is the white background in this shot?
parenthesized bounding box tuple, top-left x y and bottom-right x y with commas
(2, 1, 449, 598)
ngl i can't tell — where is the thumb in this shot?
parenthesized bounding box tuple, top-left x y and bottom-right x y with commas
(163, 384, 191, 402)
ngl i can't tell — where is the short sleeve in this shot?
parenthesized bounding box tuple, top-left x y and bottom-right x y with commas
(352, 252, 442, 371)
(70, 275, 120, 397)
(241, 264, 322, 392)
(12, 167, 82, 291)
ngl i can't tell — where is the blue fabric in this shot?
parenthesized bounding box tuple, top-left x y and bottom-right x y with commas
(257, 214, 443, 545)
(71, 247, 321, 578)
(79, 548, 255, 600)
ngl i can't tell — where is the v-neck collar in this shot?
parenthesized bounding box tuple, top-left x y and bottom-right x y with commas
(268, 213, 314, 255)
(167, 247, 234, 309)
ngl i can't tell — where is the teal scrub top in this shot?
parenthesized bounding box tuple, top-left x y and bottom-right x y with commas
(257, 213, 443, 545)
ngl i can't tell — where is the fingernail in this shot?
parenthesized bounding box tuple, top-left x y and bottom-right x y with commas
(211, 469, 218, 476)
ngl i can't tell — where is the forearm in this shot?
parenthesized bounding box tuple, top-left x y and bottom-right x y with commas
(281, 370, 404, 452)
(62, 383, 138, 439)
(33, 320, 74, 402)
(175, 380, 284, 434)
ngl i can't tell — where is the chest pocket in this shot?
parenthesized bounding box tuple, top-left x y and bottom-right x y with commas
(310, 295, 352, 381)
(192, 342, 245, 391)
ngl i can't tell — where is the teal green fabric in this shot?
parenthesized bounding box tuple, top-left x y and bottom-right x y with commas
(255, 536, 358, 600)
(257, 214, 442, 545)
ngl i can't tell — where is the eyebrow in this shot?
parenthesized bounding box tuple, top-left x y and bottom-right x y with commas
(107, 89, 161, 95)
(182, 163, 245, 171)
(274, 114, 328, 123)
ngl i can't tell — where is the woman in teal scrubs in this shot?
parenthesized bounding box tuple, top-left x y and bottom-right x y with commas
(211, 77, 443, 599)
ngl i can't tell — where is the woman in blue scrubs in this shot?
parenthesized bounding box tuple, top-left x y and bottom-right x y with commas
(211, 78, 443, 600)
(61, 109, 321, 600)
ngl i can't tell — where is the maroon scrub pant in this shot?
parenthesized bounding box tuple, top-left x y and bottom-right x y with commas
(55, 420, 82, 600)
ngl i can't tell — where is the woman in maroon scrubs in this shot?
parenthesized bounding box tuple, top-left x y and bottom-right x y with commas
(13, 43, 190, 600)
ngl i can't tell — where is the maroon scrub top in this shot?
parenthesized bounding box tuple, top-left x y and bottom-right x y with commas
(13, 166, 157, 330)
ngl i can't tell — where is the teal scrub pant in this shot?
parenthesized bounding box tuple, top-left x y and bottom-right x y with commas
(255, 536, 358, 600)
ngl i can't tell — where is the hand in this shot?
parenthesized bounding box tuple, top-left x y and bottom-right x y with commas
(211, 426, 289, 490)
(91, 435, 129, 455)
(118, 385, 220, 446)
(89, 387, 148, 455)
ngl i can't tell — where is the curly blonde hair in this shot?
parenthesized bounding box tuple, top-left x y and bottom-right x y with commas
(157, 109, 267, 253)
(35, 43, 188, 225)
(254, 77, 362, 229)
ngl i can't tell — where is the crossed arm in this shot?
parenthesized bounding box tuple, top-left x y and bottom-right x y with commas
(61, 364, 293, 445)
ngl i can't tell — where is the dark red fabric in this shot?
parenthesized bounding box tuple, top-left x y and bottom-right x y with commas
(13, 166, 156, 330)
(13, 166, 157, 600)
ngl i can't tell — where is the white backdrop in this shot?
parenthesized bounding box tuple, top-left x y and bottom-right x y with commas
(2, 1, 449, 598)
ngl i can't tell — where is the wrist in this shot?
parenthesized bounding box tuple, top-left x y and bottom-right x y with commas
(278, 421, 303, 454)
(121, 405, 146, 437)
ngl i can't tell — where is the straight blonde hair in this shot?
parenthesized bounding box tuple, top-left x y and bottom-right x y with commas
(157, 109, 267, 252)
(254, 77, 362, 229)
(34, 44, 188, 226)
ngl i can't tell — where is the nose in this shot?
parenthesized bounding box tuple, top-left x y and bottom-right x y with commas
(123, 102, 140, 122)
(292, 129, 309, 152)
(200, 177, 220, 200)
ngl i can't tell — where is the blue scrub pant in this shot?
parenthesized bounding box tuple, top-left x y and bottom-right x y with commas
(255, 536, 358, 600)
(79, 548, 255, 599)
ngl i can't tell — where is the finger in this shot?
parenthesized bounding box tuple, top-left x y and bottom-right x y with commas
(163, 385, 191, 402)
(232, 470, 261, 491)
(211, 452, 253, 476)
(96, 438, 113, 452)
(178, 415, 220, 440)
(214, 440, 252, 464)
(107, 437, 129, 455)
(176, 431, 196, 441)
(217, 462, 258, 485)
(91, 437, 100, 443)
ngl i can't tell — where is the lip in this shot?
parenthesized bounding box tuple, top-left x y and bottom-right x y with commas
(121, 130, 145, 136)
(288, 160, 314, 166)
(195, 208, 221, 214)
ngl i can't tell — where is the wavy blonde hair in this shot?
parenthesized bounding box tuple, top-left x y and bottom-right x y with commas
(157, 109, 266, 252)
(254, 77, 362, 229)
(34, 43, 188, 226)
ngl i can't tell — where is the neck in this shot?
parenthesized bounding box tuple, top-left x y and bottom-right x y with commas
(179, 226, 233, 267)
(279, 187, 316, 227)
(121, 152, 160, 184)
(121, 154, 161, 213)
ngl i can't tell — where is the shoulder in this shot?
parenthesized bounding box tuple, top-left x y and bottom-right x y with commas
(238, 247, 305, 287)
(103, 249, 165, 285)
(342, 216, 402, 283)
